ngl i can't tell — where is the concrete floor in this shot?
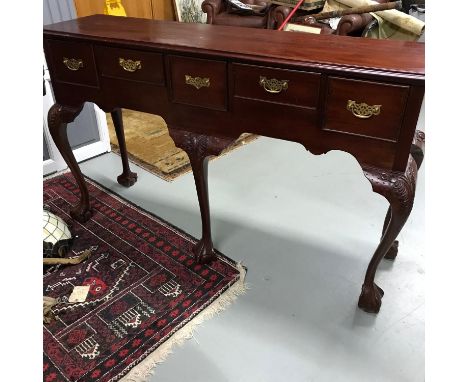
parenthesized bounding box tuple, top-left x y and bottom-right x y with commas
(80, 130, 425, 382)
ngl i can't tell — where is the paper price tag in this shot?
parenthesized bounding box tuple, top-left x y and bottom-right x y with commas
(68, 285, 90, 303)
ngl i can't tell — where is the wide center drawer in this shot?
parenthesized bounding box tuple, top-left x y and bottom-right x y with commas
(232, 63, 321, 108)
(94, 46, 164, 85)
(167, 55, 227, 111)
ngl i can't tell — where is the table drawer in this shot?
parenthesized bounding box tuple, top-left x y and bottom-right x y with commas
(95, 46, 164, 85)
(232, 63, 321, 108)
(324, 77, 409, 142)
(168, 55, 227, 111)
(46, 39, 98, 87)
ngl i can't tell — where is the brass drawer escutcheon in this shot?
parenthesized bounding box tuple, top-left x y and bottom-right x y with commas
(347, 100, 381, 119)
(185, 75, 210, 89)
(259, 76, 288, 94)
(119, 58, 142, 72)
(63, 57, 83, 71)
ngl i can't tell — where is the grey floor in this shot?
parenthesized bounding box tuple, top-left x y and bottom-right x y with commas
(80, 126, 425, 382)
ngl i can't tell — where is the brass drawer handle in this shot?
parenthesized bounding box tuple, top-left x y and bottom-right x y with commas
(347, 100, 381, 119)
(259, 76, 288, 94)
(119, 58, 142, 72)
(63, 57, 83, 71)
(185, 75, 210, 89)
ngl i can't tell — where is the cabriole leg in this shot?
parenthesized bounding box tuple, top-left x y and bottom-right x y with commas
(381, 130, 425, 260)
(381, 209, 399, 260)
(47, 103, 92, 223)
(359, 157, 418, 313)
(169, 128, 237, 264)
(191, 155, 214, 263)
(110, 108, 137, 187)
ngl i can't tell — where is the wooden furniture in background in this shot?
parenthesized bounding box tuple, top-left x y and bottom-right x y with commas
(43, 15, 424, 314)
(202, 0, 276, 28)
(202, 0, 390, 34)
(74, 0, 175, 20)
(152, 0, 176, 20)
(272, 0, 390, 35)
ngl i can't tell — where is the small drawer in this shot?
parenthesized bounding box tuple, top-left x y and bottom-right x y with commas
(232, 63, 320, 108)
(324, 77, 409, 142)
(46, 39, 98, 87)
(95, 46, 164, 85)
(168, 55, 227, 111)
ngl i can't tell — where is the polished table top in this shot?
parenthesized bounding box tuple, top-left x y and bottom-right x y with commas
(44, 15, 424, 80)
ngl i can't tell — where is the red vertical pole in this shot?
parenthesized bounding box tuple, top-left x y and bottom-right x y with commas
(277, 0, 306, 31)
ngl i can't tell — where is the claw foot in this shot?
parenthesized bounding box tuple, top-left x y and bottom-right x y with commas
(70, 204, 93, 223)
(358, 283, 384, 313)
(117, 171, 138, 187)
(193, 239, 216, 264)
(384, 240, 399, 260)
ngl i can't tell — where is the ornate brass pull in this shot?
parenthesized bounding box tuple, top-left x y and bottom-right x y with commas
(119, 58, 142, 72)
(63, 58, 83, 71)
(259, 76, 288, 94)
(347, 100, 381, 119)
(185, 75, 210, 89)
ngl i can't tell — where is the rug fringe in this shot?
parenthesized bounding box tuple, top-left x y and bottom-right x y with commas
(119, 263, 247, 382)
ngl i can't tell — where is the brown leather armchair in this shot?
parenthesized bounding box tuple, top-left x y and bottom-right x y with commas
(272, 0, 389, 36)
(203, 0, 388, 36)
(202, 0, 277, 29)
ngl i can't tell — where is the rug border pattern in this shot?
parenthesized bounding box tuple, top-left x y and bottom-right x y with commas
(43, 172, 247, 382)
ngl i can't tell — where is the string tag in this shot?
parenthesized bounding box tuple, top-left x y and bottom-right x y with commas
(69, 285, 90, 303)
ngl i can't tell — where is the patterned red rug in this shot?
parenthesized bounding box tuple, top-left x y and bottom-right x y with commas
(43, 173, 245, 382)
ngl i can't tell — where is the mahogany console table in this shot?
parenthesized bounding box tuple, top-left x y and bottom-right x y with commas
(44, 15, 425, 314)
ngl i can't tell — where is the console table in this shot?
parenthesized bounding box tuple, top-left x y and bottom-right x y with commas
(44, 15, 425, 314)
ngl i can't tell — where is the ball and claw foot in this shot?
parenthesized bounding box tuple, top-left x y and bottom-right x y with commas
(70, 204, 93, 223)
(193, 239, 217, 264)
(384, 240, 399, 260)
(117, 171, 138, 187)
(358, 283, 385, 313)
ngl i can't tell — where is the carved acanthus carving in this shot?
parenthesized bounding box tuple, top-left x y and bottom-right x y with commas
(169, 129, 237, 164)
(411, 130, 425, 169)
(362, 157, 417, 214)
(414, 130, 425, 147)
(48, 103, 84, 126)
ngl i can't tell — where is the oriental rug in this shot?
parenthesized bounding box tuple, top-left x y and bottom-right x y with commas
(43, 173, 245, 382)
(107, 109, 257, 182)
